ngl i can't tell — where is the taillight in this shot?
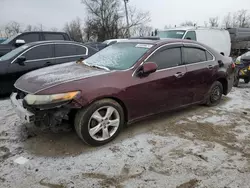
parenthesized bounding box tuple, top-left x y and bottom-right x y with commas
(232, 63, 236, 69)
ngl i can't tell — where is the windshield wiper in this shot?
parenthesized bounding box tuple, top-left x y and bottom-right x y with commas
(84, 62, 110, 71)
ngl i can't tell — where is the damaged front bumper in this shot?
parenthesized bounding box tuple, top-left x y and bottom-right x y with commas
(10, 92, 75, 128)
(10, 93, 35, 123)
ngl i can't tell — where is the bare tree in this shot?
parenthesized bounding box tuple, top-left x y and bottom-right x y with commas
(82, 0, 150, 41)
(4, 21, 22, 37)
(223, 10, 250, 28)
(130, 25, 153, 37)
(180, 21, 195, 27)
(64, 17, 84, 42)
(235, 9, 250, 28)
(223, 13, 232, 28)
(50, 27, 58, 32)
(209, 17, 219, 27)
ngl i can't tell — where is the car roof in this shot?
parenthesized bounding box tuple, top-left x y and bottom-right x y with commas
(26, 40, 86, 46)
(119, 38, 203, 46)
(160, 27, 226, 31)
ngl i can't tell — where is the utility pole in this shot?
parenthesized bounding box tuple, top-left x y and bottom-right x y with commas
(124, 0, 130, 37)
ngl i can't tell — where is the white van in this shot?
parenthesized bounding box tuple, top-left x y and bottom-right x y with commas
(157, 27, 231, 56)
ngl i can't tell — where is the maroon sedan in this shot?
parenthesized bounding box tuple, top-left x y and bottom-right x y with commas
(11, 39, 235, 146)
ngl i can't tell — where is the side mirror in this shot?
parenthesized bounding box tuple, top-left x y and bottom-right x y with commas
(15, 39, 25, 47)
(16, 56, 26, 66)
(138, 62, 158, 77)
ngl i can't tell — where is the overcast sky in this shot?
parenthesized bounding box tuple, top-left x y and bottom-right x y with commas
(0, 0, 250, 30)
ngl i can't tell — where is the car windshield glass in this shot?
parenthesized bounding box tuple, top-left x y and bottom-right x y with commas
(157, 30, 186, 39)
(0, 45, 29, 61)
(84, 42, 152, 70)
(1, 33, 20, 44)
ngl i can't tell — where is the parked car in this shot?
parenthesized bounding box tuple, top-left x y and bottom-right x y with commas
(11, 39, 235, 146)
(234, 51, 250, 86)
(157, 27, 231, 57)
(0, 31, 71, 57)
(0, 40, 98, 94)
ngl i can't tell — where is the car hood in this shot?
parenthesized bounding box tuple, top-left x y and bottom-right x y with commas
(14, 62, 109, 94)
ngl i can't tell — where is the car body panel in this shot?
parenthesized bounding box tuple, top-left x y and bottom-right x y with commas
(13, 39, 235, 123)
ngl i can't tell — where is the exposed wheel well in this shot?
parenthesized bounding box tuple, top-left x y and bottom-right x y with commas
(217, 78, 228, 95)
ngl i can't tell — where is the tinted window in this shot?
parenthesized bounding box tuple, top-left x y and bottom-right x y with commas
(44, 33, 64, 40)
(147, 48, 182, 69)
(206, 51, 213, 60)
(76, 45, 87, 55)
(184, 31, 197, 40)
(55, 44, 80, 57)
(184, 48, 206, 64)
(17, 33, 40, 43)
(24, 44, 53, 60)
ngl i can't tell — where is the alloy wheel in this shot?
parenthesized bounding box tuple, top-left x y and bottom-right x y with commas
(88, 106, 120, 141)
(211, 86, 221, 102)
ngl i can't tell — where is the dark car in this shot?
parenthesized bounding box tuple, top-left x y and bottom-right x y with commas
(11, 39, 235, 146)
(0, 40, 98, 94)
(0, 31, 71, 57)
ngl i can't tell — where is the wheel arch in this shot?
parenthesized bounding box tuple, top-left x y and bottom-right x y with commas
(88, 96, 129, 123)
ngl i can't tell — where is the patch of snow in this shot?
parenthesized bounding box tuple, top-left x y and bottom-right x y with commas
(14, 156, 29, 165)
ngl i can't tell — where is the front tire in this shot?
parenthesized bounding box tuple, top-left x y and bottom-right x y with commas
(206, 81, 223, 107)
(74, 99, 124, 146)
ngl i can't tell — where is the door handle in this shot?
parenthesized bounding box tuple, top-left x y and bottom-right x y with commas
(174, 72, 185, 78)
(208, 65, 214, 70)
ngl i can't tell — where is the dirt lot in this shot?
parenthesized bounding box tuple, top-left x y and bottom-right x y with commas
(1, 82, 250, 188)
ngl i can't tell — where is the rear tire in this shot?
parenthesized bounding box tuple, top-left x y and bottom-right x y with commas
(74, 99, 124, 146)
(206, 81, 223, 107)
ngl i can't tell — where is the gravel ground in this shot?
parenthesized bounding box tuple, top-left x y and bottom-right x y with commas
(1, 82, 250, 188)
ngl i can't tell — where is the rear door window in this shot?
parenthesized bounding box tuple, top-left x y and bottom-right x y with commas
(44, 33, 64, 40)
(75, 45, 87, 55)
(206, 51, 214, 61)
(55, 44, 78, 57)
(184, 31, 197, 40)
(184, 47, 207, 64)
(146, 47, 182, 69)
(17, 33, 40, 43)
(24, 44, 53, 61)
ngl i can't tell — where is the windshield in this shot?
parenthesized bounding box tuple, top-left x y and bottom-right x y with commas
(1, 33, 20, 44)
(84, 42, 152, 70)
(0, 45, 29, 61)
(157, 30, 186, 39)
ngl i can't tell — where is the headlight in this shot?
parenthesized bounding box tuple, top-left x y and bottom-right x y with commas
(24, 91, 80, 105)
